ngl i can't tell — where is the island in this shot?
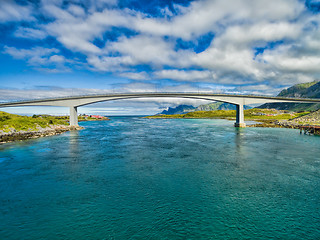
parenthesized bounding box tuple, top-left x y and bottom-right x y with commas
(145, 108, 320, 134)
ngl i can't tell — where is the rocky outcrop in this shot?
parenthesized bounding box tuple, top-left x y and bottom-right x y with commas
(0, 125, 84, 143)
(248, 109, 320, 130)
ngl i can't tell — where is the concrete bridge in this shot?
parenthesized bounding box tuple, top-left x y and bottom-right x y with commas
(1, 93, 320, 127)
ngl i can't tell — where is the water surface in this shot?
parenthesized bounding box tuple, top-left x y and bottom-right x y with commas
(0, 117, 319, 239)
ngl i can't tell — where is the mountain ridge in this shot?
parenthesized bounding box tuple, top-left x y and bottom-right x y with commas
(158, 102, 251, 115)
(259, 80, 320, 111)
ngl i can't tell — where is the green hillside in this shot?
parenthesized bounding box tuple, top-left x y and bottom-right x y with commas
(260, 80, 320, 111)
(0, 112, 68, 132)
(278, 80, 320, 97)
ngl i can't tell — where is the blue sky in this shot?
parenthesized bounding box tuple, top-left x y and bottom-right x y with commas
(1, 0, 320, 115)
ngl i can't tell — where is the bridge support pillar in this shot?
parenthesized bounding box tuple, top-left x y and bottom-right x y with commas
(234, 104, 246, 128)
(69, 106, 78, 126)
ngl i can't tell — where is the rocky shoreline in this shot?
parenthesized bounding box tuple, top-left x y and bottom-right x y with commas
(248, 121, 303, 129)
(248, 109, 320, 133)
(0, 125, 84, 144)
(247, 120, 320, 135)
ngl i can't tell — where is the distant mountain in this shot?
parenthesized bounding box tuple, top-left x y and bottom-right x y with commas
(158, 81, 320, 115)
(158, 102, 251, 115)
(159, 105, 196, 115)
(259, 80, 320, 111)
(196, 102, 251, 111)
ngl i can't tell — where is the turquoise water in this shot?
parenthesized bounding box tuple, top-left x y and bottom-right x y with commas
(0, 117, 320, 239)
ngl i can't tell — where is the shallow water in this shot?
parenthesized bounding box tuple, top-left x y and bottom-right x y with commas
(0, 117, 319, 239)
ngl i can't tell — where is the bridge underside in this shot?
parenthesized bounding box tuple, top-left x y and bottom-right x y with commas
(68, 98, 248, 127)
(68, 105, 246, 127)
(1, 93, 319, 128)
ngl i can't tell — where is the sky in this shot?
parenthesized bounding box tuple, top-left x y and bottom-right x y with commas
(1, 0, 320, 115)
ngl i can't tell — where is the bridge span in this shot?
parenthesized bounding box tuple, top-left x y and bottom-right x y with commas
(1, 93, 320, 127)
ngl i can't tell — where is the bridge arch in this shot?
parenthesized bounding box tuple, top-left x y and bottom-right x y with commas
(67, 95, 245, 127)
(1, 93, 320, 128)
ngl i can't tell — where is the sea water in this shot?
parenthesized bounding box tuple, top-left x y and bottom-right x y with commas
(0, 117, 319, 239)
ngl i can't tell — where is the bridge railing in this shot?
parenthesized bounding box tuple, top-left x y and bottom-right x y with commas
(0, 92, 317, 105)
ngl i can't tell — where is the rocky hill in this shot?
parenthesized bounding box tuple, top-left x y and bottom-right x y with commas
(260, 80, 320, 111)
(158, 102, 250, 115)
(159, 105, 196, 115)
(287, 109, 320, 125)
(196, 102, 251, 111)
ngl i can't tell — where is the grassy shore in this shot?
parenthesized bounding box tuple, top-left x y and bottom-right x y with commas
(146, 108, 320, 133)
(0, 111, 109, 143)
(0, 112, 69, 133)
(146, 108, 320, 135)
(145, 108, 309, 122)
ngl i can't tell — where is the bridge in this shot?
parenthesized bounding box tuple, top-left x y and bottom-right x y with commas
(1, 93, 320, 127)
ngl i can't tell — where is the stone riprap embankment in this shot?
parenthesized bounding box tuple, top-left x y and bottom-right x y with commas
(0, 125, 83, 143)
(248, 109, 320, 133)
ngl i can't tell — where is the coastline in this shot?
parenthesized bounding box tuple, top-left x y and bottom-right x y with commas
(2, 109, 319, 144)
(0, 125, 84, 144)
(144, 109, 320, 135)
(0, 111, 111, 144)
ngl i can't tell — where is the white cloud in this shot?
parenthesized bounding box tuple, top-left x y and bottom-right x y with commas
(3, 46, 72, 72)
(67, 4, 86, 18)
(34, 0, 312, 86)
(117, 72, 150, 80)
(14, 27, 47, 40)
(233, 84, 286, 96)
(86, 35, 194, 71)
(0, 0, 34, 22)
(3, 0, 320, 95)
(132, 0, 304, 40)
(104, 35, 179, 67)
(43, 8, 134, 54)
(154, 69, 213, 82)
(216, 22, 302, 48)
(87, 55, 134, 71)
(49, 55, 66, 63)
(3, 46, 59, 63)
(192, 47, 262, 80)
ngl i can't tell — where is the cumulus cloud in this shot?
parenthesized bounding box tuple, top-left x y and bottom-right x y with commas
(131, 0, 304, 39)
(103, 35, 190, 67)
(2, 0, 320, 96)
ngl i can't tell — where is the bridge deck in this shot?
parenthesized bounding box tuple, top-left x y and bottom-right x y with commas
(1, 93, 319, 127)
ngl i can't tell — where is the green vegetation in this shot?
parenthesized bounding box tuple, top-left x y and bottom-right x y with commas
(260, 80, 320, 111)
(146, 108, 309, 121)
(0, 111, 68, 132)
(278, 80, 319, 97)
